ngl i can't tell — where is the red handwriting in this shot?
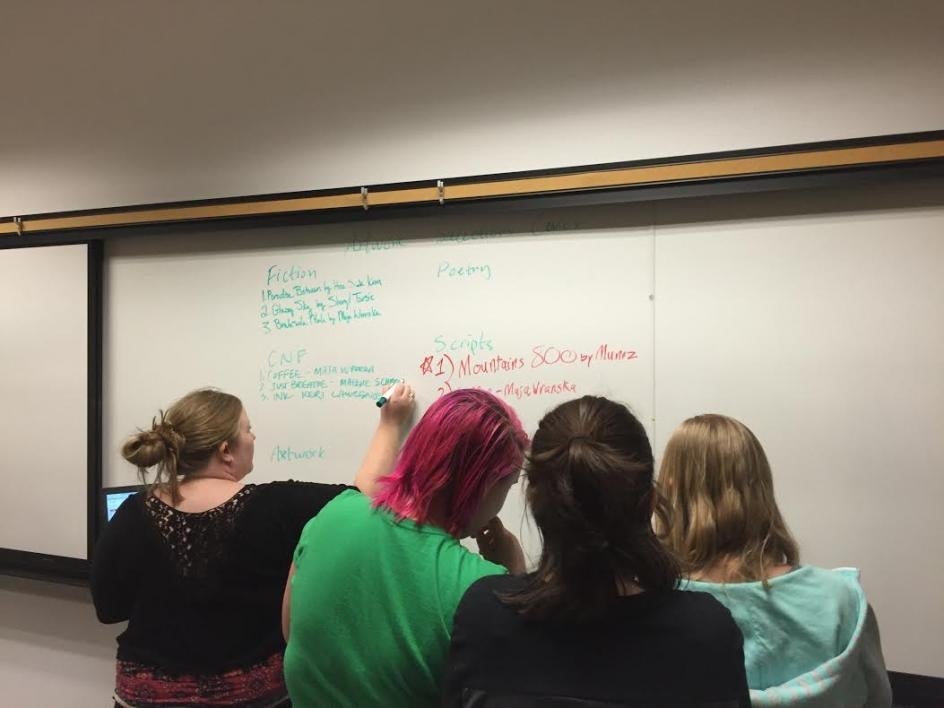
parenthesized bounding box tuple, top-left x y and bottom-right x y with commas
(497, 380, 578, 400)
(426, 380, 579, 401)
(419, 355, 434, 376)
(417, 343, 637, 397)
(591, 343, 638, 363)
(531, 344, 638, 368)
(418, 352, 526, 388)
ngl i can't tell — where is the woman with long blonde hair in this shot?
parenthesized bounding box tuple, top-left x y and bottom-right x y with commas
(659, 414, 891, 707)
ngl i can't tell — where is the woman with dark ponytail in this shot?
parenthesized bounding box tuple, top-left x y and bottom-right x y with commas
(443, 396, 750, 707)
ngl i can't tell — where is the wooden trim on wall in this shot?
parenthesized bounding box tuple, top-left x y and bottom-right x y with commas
(2, 132, 943, 238)
(444, 140, 944, 200)
(0, 192, 363, 235)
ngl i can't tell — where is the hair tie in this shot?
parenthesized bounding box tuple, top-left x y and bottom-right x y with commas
(152, 415, 183, 455)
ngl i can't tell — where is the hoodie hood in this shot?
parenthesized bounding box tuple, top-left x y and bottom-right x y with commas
(685, 567, 890, 707)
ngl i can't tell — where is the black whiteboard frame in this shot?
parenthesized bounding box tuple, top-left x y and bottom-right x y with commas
(0, 240, 102, 583)
(0, 131, 943, 586)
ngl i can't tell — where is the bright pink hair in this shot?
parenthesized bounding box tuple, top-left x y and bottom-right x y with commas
(373, 388, 528, 536)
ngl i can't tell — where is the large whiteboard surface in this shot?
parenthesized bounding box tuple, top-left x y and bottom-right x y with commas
(104, 185, 944, 676)
(0, 244, 88, 559)
(104, 207, 655, 557)
(654, 190, 944, 677)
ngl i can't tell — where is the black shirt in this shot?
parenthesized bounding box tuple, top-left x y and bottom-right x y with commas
(443, 574, 751, 708)
(91, 481, 351, 674)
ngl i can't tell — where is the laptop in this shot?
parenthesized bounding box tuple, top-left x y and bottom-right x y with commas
(101, 485, 144, 522)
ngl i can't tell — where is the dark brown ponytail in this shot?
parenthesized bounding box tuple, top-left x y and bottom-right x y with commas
(503, 396, 679, 621)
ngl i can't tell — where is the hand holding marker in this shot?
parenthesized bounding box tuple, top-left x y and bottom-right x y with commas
(376, 380, 414, 407)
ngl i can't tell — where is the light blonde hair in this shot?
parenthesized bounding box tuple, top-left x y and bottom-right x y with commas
(121, 388, 243, 505)
(658, 414, 799, 584)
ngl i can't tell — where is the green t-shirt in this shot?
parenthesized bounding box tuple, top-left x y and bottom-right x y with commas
(284, 489, 505, 708)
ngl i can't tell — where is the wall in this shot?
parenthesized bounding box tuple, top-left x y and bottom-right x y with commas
(2, 1, 943, 701)
(0, 576, 117, 708)
(1, 0, 943, 216)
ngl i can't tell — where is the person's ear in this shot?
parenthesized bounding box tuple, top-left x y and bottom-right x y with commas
(218, 440, 234, 465)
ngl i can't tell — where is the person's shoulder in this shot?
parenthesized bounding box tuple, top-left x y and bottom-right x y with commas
(666, 587, 732, 611)
(444, 561, 513, 615)
(763, 565, 862, 602)
(796, 564, 862, 587)
(791, 565, 865, 612)
(319, 486, 366, 510)
(454, 574, 523, 629)
(448, 542, 508, 588)
(649, 591, 747, 667)
(122, 490, 147, 509)
(463, 573, 525, 601)
(110, 491, 147, 523)
(291, 490, 365, 557)
(252, 479, 355, 497)
(660, 589, 742, 633)
(250, 480, 357, 509)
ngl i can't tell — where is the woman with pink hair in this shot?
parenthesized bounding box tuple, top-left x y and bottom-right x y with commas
(281, 388, 529, 708)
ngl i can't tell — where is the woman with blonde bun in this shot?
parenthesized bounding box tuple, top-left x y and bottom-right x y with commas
(92, 385, 413, 708)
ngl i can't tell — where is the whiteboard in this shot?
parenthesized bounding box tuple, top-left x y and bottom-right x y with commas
(104, 206, 655, 558)
(653, 187, 944, 677)
(104, 184, 944, 675)
(0, 244, 88, 559)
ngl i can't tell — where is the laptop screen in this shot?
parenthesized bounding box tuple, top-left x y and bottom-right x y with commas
(102, 486, 142, 522)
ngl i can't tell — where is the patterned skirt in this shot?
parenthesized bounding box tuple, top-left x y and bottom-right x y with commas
(114, 653, 288, 707)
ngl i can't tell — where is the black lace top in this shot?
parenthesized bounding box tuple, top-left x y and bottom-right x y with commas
(91, 481, 351, 674)
(142, 487, 254, 579)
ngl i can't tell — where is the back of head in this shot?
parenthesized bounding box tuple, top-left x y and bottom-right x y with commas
(121, 388, 243, 504)
(658, 414, 799, 582)
(506, 396, 679, 621)
(374, 388, 529, 537)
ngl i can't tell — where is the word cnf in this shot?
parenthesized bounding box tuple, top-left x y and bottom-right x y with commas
(434, 332, 495, 357)
(268, 348, 308, 368)
(436, 261, 492, 280)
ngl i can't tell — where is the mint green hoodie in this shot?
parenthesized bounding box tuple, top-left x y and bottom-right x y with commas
(684, 567, 891, 707)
